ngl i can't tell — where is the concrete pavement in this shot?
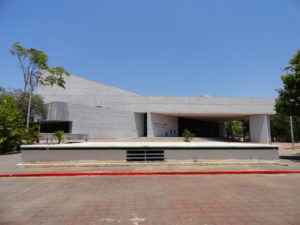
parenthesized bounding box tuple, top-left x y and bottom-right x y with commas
(1, 174, 300, 225)
(1, 152, 300, 224)
(1, 152, 300, 175)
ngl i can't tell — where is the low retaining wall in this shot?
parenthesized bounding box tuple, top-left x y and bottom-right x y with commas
(165, 149, 278, 160)
(21, 147, 279, 162)
(21, 150, 126, 162)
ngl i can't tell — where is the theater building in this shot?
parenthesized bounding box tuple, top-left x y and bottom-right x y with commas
(38, 74, 274, 142)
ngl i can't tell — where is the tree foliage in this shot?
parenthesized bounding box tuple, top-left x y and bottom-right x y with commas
(0, 94, 24, 153)
(10, 42, 69, 128)
(182, 129, 195, 142)
(275, 49, 300, 115)
(0, 87, 47, 125)
(225, 120, 249, 141)
(10, 42, 70, 92)
(52, 130, 65, 144)
(13, 89, 47, 124)
(270, 114, 300, 142)
(0, 89, 42, 153)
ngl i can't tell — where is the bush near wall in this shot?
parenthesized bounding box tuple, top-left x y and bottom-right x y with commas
(0, 94, 40, 153)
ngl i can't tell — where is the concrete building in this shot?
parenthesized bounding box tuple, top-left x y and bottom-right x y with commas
(39, 74, 275, 142)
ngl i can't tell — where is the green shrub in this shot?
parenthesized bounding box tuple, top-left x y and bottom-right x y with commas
(53, 130, 65, 144)
(0, 92, 42, 153)
(182, 129, 196, 142)
(20, 126, 41, 144)
(0, 95, 24, 153)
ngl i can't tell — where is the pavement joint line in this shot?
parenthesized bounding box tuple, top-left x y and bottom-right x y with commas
(1, 170, 300, 177)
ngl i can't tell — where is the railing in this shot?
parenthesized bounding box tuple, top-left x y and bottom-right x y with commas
(40, 133, 89, 143)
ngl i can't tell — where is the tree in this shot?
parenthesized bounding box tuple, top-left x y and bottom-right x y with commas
(0, 90, 42, 153)
(12, 89, 47, 124)
(275, 49, 300, 115)
(0, 87, 47, 126)
(53, 130, 65, 144)
(0, 94, 24, 153)
(226, 121, 243, 139)
(10, 42, 69, 128)
(270, 114, 290, 142)
(182, 129, 195, 142)
(270, 114, 300, 142)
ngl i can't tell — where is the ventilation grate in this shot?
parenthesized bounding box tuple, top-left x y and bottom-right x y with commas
(126, 149, 164, 162)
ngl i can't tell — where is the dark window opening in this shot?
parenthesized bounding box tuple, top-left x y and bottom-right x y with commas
(40, 121, 72, 133)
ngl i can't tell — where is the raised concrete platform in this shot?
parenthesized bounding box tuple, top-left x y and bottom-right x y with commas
(21, 141, 279, 163)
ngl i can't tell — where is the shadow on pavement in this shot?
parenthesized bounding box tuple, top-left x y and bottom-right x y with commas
(0, 151, 21, 155)
(280, 155, 300, 162)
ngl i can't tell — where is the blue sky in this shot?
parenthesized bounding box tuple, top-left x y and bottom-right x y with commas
(0, 0, 299, 97)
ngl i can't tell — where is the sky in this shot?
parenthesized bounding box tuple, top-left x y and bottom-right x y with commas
(0, 0, 300, 98)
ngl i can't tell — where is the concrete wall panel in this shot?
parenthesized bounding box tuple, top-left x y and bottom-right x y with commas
(134, 113, 145, 137)
(39, 74, 275, 115)
(21, 150, 126, 162)
(147, 113, 178, 137)
(249, 115, 271, 142)
(46, 102, 69, 120)
(165, 149, 278, 160)
(45, 102, 142, 139)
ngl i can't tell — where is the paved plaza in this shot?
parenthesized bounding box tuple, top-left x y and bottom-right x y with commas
(1, 174, 300, 225)
(0, 146, 300, 225)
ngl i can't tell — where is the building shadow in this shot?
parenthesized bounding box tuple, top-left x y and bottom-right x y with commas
(280, 154, 300, 162)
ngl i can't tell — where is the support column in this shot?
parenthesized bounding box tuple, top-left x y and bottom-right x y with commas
(249, 114, 271, 142)
(218, 122, 226, 138)
(147, 112, 154, 137)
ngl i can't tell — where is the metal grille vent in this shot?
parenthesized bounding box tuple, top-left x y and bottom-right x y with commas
(126, 149, 165, 162)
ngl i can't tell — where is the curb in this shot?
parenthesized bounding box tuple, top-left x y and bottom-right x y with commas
(1, 170, 300, 177)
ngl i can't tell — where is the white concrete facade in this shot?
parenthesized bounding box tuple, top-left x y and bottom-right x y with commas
(39, 74, 275, 142)
(147, 113, 178, 137)
(249, 115, 271, 142)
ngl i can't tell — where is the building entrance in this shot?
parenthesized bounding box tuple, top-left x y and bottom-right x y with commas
(178, 117, 219, 138)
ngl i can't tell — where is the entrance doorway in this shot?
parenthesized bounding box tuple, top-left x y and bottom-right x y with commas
(178, 117, 219, 137)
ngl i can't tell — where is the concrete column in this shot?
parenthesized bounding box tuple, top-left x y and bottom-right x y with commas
(218, 122, 226, 138)
(147, 112, 154, 137)
(249, 114, 271, 142)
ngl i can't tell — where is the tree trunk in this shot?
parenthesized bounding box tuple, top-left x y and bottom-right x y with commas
(26, 90, 32, 128)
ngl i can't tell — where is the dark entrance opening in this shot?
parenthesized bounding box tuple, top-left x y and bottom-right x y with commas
(178, 117, 219, 138)
(40, 120, 72, 133)
(143, 113, 147, 137)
